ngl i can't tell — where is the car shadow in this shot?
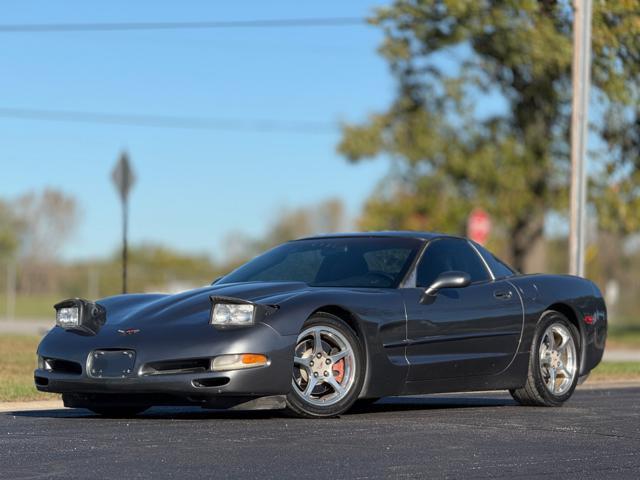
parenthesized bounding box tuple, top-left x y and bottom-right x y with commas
(6, 394, 518, 420)
(347, 395, 518, 416)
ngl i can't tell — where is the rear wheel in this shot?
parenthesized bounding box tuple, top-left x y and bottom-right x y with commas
(286, 313, 364, 418)
(510, 311, 580, 407)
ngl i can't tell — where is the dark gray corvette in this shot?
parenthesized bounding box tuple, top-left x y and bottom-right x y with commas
(35, 232, 607, 417)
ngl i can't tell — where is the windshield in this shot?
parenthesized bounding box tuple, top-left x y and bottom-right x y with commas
(218, 237, 422, 288)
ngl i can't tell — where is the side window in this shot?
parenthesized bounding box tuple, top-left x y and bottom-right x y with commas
(416, 239, 491, 287)
(474, 243, 516, 278)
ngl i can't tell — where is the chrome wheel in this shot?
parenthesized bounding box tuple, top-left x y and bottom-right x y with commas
(539, 323, 577, 396)
(292, 325, 357, 407)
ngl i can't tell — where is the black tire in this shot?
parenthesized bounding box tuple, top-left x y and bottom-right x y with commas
(285, 313, 365, 418)
(510, 311, 581, 407)
(86, 406, 149, 417)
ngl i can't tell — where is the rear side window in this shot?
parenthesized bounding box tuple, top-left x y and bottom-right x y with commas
(416, 238, 491, 287)
(473, 243, 516, 278)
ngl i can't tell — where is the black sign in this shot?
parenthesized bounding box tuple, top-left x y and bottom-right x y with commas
(111, 151, 136, 202)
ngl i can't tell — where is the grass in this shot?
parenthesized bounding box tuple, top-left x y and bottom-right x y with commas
(607, 326, 640, 349)
(0, 294, 60, 320)
(0, 334, 54, 402)
(590, 361, 640, 381)
(0, 334, 638, 402)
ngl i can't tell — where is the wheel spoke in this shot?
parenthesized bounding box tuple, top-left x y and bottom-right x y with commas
(329, 349, 350, 364)
(312, 328, 324, 355)
(558, 365, 572, 379)
(303, 375, 319, 399)
(548, 367, 557, 393)
(326, 376, 346, 396)
(294, 355, 311, 369)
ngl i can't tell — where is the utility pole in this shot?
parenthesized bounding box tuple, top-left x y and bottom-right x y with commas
(569, 0, 593, 277)
(111, 151, 136, 294)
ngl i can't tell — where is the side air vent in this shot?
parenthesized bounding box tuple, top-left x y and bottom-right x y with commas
(141, 358, 210, 376)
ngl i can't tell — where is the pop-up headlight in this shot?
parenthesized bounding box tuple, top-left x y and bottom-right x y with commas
(54, 298, 106, 335)
(209, 296, 278, 329)
(211, 303, 255, 326)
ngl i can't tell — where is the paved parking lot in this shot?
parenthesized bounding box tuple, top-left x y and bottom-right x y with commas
(1, 386, 639, 479)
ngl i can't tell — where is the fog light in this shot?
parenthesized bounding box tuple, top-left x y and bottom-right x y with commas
(211, 354, 268, 372)
(38, 356, 52, 371)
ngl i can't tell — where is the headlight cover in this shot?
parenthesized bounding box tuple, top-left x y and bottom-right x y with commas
(211, 303, 255, 327)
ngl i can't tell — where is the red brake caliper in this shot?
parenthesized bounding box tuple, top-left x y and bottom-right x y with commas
(333, 359, 345, 383)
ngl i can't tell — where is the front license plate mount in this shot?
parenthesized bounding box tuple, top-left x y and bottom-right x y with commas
(88, 350, 136, 378)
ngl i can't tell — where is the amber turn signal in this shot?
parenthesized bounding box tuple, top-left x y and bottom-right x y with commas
(241, 354, 268, 365)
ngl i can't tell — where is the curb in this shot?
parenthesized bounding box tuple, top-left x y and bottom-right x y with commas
(0, 400, 64, 413)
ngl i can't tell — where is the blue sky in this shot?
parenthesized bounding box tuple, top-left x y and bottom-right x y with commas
(1, 1, 393, 261)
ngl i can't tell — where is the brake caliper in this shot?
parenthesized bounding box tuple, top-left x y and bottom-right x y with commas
(333, 359, 345, 384)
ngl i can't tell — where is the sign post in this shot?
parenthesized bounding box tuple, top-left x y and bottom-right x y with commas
(569, 0, 593, 277)
(111, 152, 136, 294)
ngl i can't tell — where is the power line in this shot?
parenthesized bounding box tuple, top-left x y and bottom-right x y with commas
(0, 17, 365, 33)
(0, 107, 338, 135)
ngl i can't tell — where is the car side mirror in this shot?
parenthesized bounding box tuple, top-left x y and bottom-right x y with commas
(421, 271, 471, 302)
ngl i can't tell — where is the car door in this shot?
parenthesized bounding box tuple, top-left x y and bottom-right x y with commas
(400, 238, 523, 381)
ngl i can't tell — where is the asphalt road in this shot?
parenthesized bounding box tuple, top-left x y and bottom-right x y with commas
(1, 386, 639, 479)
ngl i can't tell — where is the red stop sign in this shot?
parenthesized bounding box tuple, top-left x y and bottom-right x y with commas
(467, 208, 491, 245)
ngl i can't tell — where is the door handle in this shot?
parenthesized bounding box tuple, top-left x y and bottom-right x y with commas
(494, 290, 513, 300)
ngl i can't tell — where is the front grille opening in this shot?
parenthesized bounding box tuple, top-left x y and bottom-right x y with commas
(34, 376, 49, 386)
(192, 377, 230, 388)
(142, 358, 210, 376)
(45, 358, 82, 375)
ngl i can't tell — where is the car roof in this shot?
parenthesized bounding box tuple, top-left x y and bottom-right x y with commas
(295, 231, 466, 242)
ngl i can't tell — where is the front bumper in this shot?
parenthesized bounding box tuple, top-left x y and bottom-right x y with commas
(35, 322, 297, 406)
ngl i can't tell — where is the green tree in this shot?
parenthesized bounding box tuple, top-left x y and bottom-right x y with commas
(221, 198, 347, 269)
(339, 0, 640, 271)
(0, 200, 20, 262)
(14, 188, 79, 260)
(13, 189, 79, 294)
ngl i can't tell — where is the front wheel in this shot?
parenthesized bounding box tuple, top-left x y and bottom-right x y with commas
(510, 311, 580, 407)
(286, 313, 364, 418)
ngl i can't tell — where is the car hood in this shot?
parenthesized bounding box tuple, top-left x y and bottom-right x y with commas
(98, 281, 310, 328)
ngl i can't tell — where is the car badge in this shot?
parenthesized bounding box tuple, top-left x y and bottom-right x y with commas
(117, 328, 140, 335)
